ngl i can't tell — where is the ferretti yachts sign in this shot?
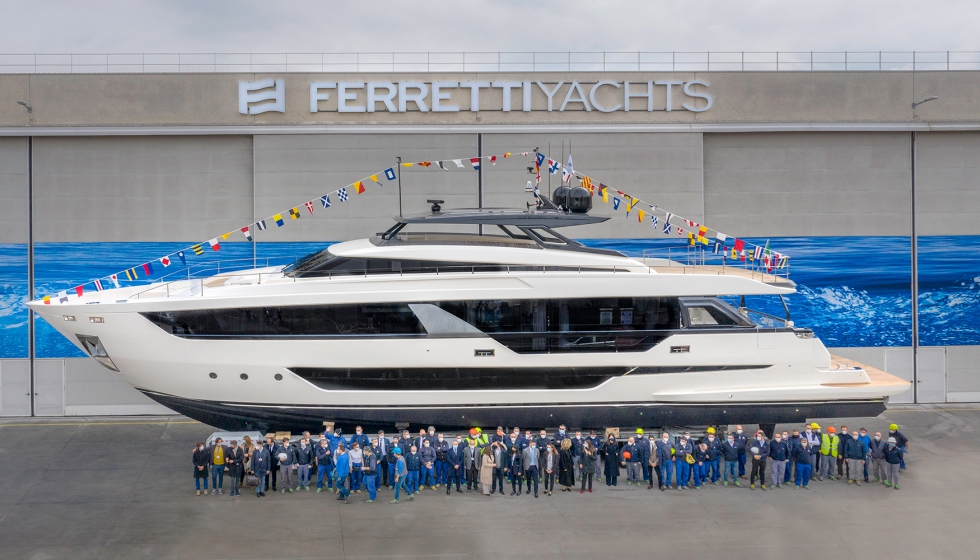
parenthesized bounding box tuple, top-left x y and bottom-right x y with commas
(238, 78, 713, 115)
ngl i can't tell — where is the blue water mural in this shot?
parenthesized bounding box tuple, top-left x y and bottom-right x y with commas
(2, 237, 976, 357)
(0, 245, 28, 358)
(917, 236, 980, 346)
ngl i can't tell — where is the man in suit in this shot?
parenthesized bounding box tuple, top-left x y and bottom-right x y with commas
(445, 435, 465, 494)
(490, 440, 507, 495)
(463, 434, 482, 492)
(522, 439, 541, 497)
(375, 431, 390, 488)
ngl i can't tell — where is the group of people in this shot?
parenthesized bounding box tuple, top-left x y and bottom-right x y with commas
(191, 422, 910, 503)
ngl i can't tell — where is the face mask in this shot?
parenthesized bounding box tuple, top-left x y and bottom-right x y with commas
(455, 440, 461, 444)
(774, 437, 781, 442)
(841, 430, 848, 435)
(429, 431, 435, 435)
(736, 429, 742, 434)
(708, 436, 714, 441)
(888, 443, 895, 448)
(801, 443, 808, 447)
(438, 437, 444, 441)
(662, 437, 669, 442)
(874, 436, 880, 441)
(423, 443, 429, 447)
(861, 433, 867, 437)
(198, 446, 204, 450)
(728, 439, 734, 444)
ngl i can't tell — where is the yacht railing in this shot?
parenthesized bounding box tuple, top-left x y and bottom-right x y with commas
(641, 245, 791, 284)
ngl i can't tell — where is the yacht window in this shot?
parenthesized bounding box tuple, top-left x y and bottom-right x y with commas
(680, 298, 754, 328)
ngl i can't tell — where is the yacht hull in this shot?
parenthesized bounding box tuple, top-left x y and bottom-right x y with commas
(141, 389, 888, 433)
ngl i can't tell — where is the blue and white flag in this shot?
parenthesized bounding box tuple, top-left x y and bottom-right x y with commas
(562, 154, 574, 184)
(651, 215, 658, 228)
(320, 195, 331, 209)
(384, 167, 397, 181)
(548, 159, 560, 175)
(663, 212, 673, 235)
(59, 291, 68, 303)
(255, 220, 267, 231)
(93, 279, 104, 292)
(612, 197, 621, 210)
(536, 152, 545, 169)
(176, 251, 187, 266)
(338, 188, 349, 202)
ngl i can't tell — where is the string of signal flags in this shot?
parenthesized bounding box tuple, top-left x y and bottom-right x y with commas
(39, 149, 785, 305)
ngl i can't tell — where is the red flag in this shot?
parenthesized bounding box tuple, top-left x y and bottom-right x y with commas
(305, 201, 315, 215)
(490, 156, 496, 165)
(353, 181, 365, 194)
(74, 285, 84, 297)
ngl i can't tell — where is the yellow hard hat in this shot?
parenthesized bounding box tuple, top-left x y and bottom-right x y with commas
(810, 423, 820, 429)
(685, 454, 695, 464)
(636, 428, 644, 435)
(706, 427, 716, 434)
(889, 423, 898, 431)
(475, 427, 483, 433)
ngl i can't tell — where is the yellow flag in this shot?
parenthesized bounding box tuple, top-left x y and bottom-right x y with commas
(626, 198, 634, 213)
(221, 232, 232, 240)
(504, 152, 512, 158)
(601, 187, 608, 203)
(401, 162, 413, 167)
(369, 174, 380, 183)
(638, 209, 646, 223)
(688, 232, 696, 246)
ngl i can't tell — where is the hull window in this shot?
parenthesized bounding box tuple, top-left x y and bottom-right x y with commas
(290, 367, 629, 391)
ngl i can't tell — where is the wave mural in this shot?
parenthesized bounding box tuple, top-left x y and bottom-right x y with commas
(0, 236, 975, 358)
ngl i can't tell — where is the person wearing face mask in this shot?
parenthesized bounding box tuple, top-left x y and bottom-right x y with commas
(572, 431, 585, 481)
(733, 425, 748, 479)
(420, 439, 436, 490)
(722, 432, 740, 487)
(334, 444, 351, 503)
(315, 438, 334, 493)
(768, 433, 788, 489)
(207, 437, 228, 496)
(535, 430, 553, 462)
(703, 427, 722, 485)
(588, 430, 603, 478)
(276, 438, 295, 494)
(784, 430, 798, 485)
(348, 442, 363, 494)
(507, 445, 524, 495)
(655, 432, 674, 490)
(842, 427, 866, 485)
(446, 435, 465, 494)
(361, 446, 378, 502)
(837, 426, 852, 480)
(464, 431, 482, 492)
(490, 441, 506, 495)
(434, 433, 449, 489)
(888, 423, 909, 470)
(192, 442, 210, 495)
(295, 438, 314, 492)
(883, 437, 903, 489)
(601, 434, 621, 486)
(390, 447, 415, 503)
(226, 440, 244, 498)
(748, 430, 770, 490)
(673, 436, 693, 490)
(349, 425, 369, 450)
(522, 440, 541, 497)
(622, 437, 641, 486)
(427, 426, 437, 445)
(264, 437, 279, 493)
(804, 424, 821, 475)
(633, 430, 650, 485)
(869, 431, 888, 483)
(579, 441, 596, 493)
(857, 428, 872, 483)
(692, 442, 708, 490)
(478, 445, 496, 496)
(819, 426, 840, 481)
(792, 438, 813, 489)
(405, 445, 422, 494)
(252, 440, 270, 497)
(376, 431, 390, 489)
(554, 425, 569, 448)
(646, 435, 661, 490)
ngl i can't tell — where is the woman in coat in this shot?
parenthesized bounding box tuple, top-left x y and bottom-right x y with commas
(558, 438, 576, 491)
(579, 441, 597, 493)
(192, 442, 210, 495)
(601, 434, 621, 486)
(479, 446, 496, 495)
(240, 435, 254, 488)
(542, 444, 559, 496)
(507, 446, 524, 495)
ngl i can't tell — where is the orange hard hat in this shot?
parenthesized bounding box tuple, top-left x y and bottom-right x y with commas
(469, 428, 478, 436)
(622, 451, 631, 460)
(827, 426, 837, 433)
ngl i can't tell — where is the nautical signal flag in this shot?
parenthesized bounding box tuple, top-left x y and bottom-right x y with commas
(320, 195, 331, 209)
(490, 156, 496, 165)
(713, 241, 723, 254)
(536, 152, 546, 170)
(110, 274, 120, 288)
(470, 158, 481, 170)
(75, 286, 83, 297)
(613, 197, 621, 210)
(289, 208, 300, 220)
(384, 167, 396, 180)
(353, 181, 365, 194)
(369, 173, 381, 184)
(59, 291, 68, 303)
(305, 201, 314, 215)
(563, 154, 574, 183)
(651, 214, 658, 228)
(338, 188, 349, 202)
(161, 256, 171, 267)
(208, 239, 221, 251)
(436, 161, 448, 171)
(142, 262, 154, 275)
(637, 209, 646, 223)
(191, 244, 204, 255)
(688, 232, 696, 246)
(94, 279, 104, 291)
(600, 185, 608, 203)
(697, 226, 708, 245)
(401, 162, 413, 167)
(273, 214, 284, 227)
(241, 227, 253, 242)
(124, 268, 137, 281)
(43, 295, 50, 304)
(580, 176, 593, 193)
(548, 159, 560, 174)
(419, 161, 432, 168)
(503, 152, 511, 158)
(255, 220, 267, 231)
(176, 252, 186, 266)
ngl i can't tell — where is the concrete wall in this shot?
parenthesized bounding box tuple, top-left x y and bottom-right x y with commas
(64, 358, 173, 416)
(915, 132, 980, 235)
(33, 136, 253, 242)
(0, 137, 28, 244)
(703, 132, 912, 237)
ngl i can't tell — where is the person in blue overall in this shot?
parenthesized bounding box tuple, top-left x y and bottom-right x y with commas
(334, 444, 351, 504)
(391, 447, 415, 503)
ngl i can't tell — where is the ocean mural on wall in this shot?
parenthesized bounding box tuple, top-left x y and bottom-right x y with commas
(0, 236, 975, 359)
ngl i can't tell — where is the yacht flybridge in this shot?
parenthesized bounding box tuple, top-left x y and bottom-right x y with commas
(29, 197, 910, 432)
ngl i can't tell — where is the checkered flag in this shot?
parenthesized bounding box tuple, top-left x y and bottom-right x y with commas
(338, 188, 348, 202)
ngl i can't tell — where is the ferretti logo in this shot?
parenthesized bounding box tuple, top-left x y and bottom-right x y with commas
(238, 79, 285, 114)
(237, 79, 712, 114)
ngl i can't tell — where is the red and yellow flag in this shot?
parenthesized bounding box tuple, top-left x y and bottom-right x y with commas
(354, 181, 365, 194)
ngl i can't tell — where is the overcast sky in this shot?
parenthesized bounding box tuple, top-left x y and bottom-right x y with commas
(0, 0, 975, 55)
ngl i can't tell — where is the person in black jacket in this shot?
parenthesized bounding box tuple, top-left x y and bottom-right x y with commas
(733, 425, 748, 478)
(600, 434, 621, 486)
(843, 431, 866, 486)
(315, 438, 333, 493)
(792, 438, 813, 488)
(703, 428, 723, 485)
(226, 440, 244, 498)
(722, 432, 741, 487)
(445, 435, 465, 495)
(883, 437, 904, 489)
(252, 440, 271, 497)
(748, 431, 770, 490)
(768, 433, 789, 489)
(264, 436, 278, 492)
(295, 438, 315, 491)
(192, 442, 210, 495)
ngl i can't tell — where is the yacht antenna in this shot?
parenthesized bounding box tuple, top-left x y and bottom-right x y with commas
(396, 156, 403, 217)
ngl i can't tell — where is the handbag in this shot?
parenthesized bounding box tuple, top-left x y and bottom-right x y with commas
(245, 474, 261, 487)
